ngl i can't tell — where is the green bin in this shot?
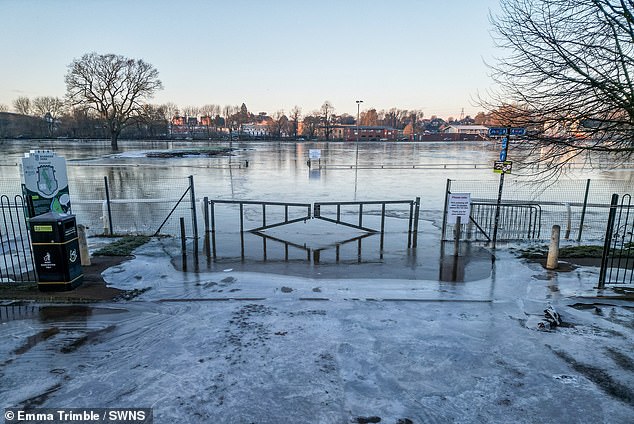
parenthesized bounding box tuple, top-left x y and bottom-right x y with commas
(30, 212, 83, 291)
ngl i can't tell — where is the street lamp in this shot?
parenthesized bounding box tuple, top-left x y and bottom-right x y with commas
(354, 100, 363, 199)
(356, 100, 363, 143)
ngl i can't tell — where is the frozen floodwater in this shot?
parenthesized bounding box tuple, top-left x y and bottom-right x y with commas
(1, 238, 634, 423)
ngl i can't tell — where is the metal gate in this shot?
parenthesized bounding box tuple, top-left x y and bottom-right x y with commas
(464, 202, 542, 241)
(0, 195, 37, 283)
(203, 198, 421, 261)
(599, 194, 634, 288)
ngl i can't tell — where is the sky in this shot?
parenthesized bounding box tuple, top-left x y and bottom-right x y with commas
(0, 0, 501, 119)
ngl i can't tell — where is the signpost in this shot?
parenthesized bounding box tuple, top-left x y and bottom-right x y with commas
(308, 149, 321, 169)
(309, 149, 321, 160)
(447, 193, 471, 224)
(488, 127, 525, 248)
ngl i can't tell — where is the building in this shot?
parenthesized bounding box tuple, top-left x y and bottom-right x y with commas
(342, 126, 400, 141)
(442, 125, 489, 136)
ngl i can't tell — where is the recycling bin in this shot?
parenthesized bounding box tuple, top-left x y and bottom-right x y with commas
(29, 212, 83, 291)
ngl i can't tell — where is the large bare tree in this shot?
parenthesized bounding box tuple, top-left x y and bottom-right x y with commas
(484, 0, 634, 177)
(13, 96, 32, 115)
(65, 52, 163, 149)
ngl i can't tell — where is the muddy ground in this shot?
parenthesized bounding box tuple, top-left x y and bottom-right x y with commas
(0, 256, 129, 302)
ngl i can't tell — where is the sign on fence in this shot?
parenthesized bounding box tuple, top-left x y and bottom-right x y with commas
(21, 150, 71, 217)
(493, 160, 513, 174)
(447, 193, 471, 224)
(309, 149, 321, 160)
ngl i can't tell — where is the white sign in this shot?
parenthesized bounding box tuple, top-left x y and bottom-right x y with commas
(309, 149, 321, 160)
(21, 150, 71, 216)
(447, 193, 471, 224)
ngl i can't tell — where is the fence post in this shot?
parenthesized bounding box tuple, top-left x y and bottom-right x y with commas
(577, 178, 591, 242)
(599, 193, 619, 289)
(454, 215, 461, 257)
(203, 197, 210, 256)
(188, 176, 198, 258)
(180, 217, 187, 271)
(412, 196, 421, 248)
(564, 203, 571, 239)
(407, 201, 414, 248)
(103, 176, 113, 235)
(441, 179, 451, 241)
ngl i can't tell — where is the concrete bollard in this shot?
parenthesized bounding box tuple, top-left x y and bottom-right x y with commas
(546, 225, 560, 270)
(77, 224, 91, 266)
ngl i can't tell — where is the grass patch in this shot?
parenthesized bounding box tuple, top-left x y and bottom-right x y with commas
(0, 282, 38, 292)
(515, 244, 605, 259)
(93, 236, 151, 256)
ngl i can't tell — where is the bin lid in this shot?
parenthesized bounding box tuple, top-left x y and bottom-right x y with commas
(29, 212, 75, 223)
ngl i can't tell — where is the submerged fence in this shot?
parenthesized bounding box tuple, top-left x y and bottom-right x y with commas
(443, 178, 632, 243)
(0, 173, 629, 243)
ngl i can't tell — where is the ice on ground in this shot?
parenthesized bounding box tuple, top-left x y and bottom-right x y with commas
(1, 238, 633, 423)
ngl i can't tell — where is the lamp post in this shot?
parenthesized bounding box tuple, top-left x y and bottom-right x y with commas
(356, 100, 363, 142)
(354, 100, 363, 199)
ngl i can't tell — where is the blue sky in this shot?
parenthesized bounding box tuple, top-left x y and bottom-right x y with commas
(0, 0, 500, 119)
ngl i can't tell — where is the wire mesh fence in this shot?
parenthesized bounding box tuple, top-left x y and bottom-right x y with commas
(0, 174, 194, 237)
(444, 178, 632, 243)
(1, 170, 630, 244)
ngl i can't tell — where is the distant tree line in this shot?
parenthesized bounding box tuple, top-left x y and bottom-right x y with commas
(0, 95, 482, 142)
(0, 52, 486, 147)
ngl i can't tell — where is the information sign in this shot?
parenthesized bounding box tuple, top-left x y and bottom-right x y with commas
(21, 150, 71, 217)
(493, 161, 513, 174)
(447, 193, 471, 224)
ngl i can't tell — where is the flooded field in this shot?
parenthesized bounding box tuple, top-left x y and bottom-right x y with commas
(1, 140, 634, 422)
(0, 139, 631, 281)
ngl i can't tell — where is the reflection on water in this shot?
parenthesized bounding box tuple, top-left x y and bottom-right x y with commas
(438, 242, 494, 282)
(182, 218, 494, 282)
(0, 139, 630, 240)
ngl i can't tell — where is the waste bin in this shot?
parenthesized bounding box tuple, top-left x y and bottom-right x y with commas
(29, 212, 83, 291)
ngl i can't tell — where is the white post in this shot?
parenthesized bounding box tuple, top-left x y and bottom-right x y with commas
(77, 224, 91, 266)
(546, 225, 560, 270)
(102, 200, 110, 235)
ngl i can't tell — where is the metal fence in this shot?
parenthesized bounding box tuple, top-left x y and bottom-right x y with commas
(68, 175, 193, 237)
(0, 195, 36, 283)
(443, 178, 632, 243)
(0, 174, 194, 238)
(599, 194, 634, 287)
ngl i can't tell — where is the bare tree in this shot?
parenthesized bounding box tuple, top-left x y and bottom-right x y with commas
(0, 104, 8, 112)
(182, 106, 200, 119)
(13, 96, 32, 115)
(33, 96, 65, 119)
(269, 110, 289, 139)
(302, 112, 321, 139)
(484, 0, 634, 177)
(360, 108, 379, 126)
(32, 96, 66, 136)
(162, 102, 180, 122)
(65, 52, 163, 150)
(289, 105, 301, 138)
(320, 101, 335, 141)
